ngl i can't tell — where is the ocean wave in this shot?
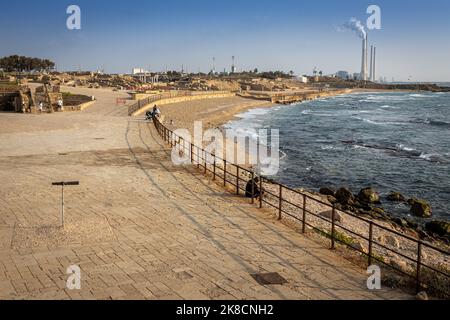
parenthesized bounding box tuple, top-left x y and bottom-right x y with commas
(320, 145, 345, 151)
(379, 105, 400, 110)
(353, 116, 382, 125)
(410, 94, 428, 98)
(396, 144, 415, 152)
(410, 118, 450, 127)
(342, 141, 423, 158)
(361, 95, 412, 102)
(419, 153, 449, 163)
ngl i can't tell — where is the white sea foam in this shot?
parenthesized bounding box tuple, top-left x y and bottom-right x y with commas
(396, 144, 415, 152)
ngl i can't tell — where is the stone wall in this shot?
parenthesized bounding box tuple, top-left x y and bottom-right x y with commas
(132, 92, 236, 116)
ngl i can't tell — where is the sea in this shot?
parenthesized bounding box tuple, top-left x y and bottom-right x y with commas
(225, 89, 450, 220)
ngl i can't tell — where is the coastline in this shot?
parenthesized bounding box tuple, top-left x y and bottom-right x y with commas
(160, 88, 358, 132)
(156, 89, 449, 292)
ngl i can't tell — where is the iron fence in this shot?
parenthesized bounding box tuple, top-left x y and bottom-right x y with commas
(152, 115, 450, 298)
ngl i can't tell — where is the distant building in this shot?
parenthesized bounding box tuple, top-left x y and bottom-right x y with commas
(132, 68, 148, 75)
(336, 71, 350, 80)
(353, 73, 362, 81)
(296, 75, 308, 83)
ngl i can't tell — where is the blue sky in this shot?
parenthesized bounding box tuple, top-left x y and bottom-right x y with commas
(1, 0, 449, 81)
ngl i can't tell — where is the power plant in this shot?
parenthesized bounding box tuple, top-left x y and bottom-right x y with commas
(360, 34, 377, 82)
(360, 34, 368, 81)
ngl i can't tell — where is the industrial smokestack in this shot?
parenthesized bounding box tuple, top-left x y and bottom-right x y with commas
(361, 35, 368, 81)
(365, 34, 368, 81)
(369, 45, 374, 82)
(361, 38, 365, 80)
(373, 47, 376, 82)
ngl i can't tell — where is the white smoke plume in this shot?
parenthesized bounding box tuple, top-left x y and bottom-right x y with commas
(343, 17, 367, 39)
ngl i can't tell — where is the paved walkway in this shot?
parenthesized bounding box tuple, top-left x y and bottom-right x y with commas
(0, 95, 412, 299)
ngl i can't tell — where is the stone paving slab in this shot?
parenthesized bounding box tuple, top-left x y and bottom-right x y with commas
(0, 110, 413, 300)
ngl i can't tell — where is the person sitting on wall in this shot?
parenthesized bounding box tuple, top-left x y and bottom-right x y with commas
(145, 110, 153, 120)
(245, 176, 262, 199)
(153, 105, 161, 118)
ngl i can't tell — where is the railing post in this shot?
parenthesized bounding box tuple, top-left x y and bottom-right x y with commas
(251, 172, 255, 204)
(259, 177, 263, 209)
(416, 241, 422, 293)
(236, 167, 239, 195)
(213, 155, 216, 180)
(302, 194, 307, 233)
(197, 147, 200, 169)
(204, 150, 207, 175)
(223, 160, 227, 186)
(331, 204, 336, 249)
(278, 184, 283, 220)
(368, 222, 373, 266)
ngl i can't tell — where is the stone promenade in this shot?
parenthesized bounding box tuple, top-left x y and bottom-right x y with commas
(0, 88, 411, 299)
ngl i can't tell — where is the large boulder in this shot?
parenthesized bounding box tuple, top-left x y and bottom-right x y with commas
(387, 191, 406, 202)
(357, 187, 380, 204)
(409, 198, 432, 218)
(319, 187, 336, 196)
(327, 195, 337, 204)
(425, 220, 450, 237)
(335, 187, 355, 205)
(416, 291, 429, 301)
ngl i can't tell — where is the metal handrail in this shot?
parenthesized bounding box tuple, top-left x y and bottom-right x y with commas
(151, 114, 450, 297)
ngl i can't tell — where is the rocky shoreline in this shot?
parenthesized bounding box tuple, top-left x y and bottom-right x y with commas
(318, 186, 450, 244)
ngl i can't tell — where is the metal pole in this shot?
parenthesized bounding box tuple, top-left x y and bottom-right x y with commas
(416, 242, 422, 293)
(213, 156, 216, 180)
(368, 222, 373, 266)
(302, 194, 307, 233)
(197, 147, 200, 169)
(61, 184, 64, 228)
(204, 150, 207, 175)
(223, 160, 227, 186)
(278, 184, 282, 220)
(259, 177, 263, 209)
(251, 172, 254, 204)
(331, 204, 336, 249)
(236, 167, 239, 195)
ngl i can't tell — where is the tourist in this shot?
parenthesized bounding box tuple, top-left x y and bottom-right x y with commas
(39, 102, 43, 113)
(245, 177, 262, 198)
(153, 105, 161, 118)
(145, 110, 153, 121)
(57, 99, 64, 111)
